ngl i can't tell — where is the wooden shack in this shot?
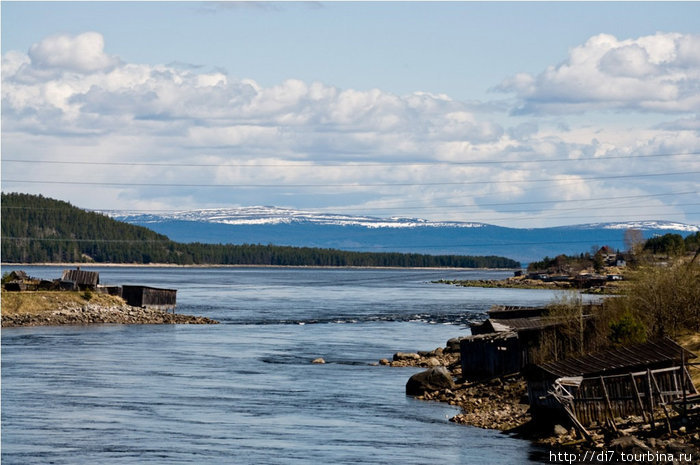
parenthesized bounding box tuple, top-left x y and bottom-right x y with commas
(121, 285, 177, 311)
(460, 331, 520, 379)
(465, 305, 601, 378)
(526, 338, 697, 426)
(61, 269, 99, 290)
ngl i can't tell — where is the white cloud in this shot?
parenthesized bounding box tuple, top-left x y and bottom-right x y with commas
(28, 32, 120, 73)
(2, 31, 699, 227)
(497, 32, 700, 114)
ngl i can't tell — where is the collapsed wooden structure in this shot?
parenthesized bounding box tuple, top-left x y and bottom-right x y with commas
(525, 338, 697, 434)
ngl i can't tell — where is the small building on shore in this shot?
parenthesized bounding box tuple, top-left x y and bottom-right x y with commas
(460, 331, 521, 379)
(121, 285, 177, 312)
(525, 338, 697, 427)
(462, 305, 601, 379)
(61, 269, 99, 291)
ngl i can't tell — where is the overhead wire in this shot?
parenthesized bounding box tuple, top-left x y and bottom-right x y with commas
(2, 234, 695, 249)
(2, 151, 696, 225)
(1, 151, 697, 168)
(3, 170, 698, 188)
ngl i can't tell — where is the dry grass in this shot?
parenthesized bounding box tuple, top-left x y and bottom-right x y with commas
(677, 332, 700, 389)
(1, 291, 125, 315)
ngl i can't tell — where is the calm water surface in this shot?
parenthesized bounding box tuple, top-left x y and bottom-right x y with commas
(2, 267, 584, 464)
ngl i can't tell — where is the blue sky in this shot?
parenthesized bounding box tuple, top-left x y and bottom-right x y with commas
(2, 1, 699, 227)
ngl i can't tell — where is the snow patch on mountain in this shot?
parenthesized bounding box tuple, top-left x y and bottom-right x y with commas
(573, 221, 699, 233)
(106, 206, 488, 229)
(105, 207, 699, 232)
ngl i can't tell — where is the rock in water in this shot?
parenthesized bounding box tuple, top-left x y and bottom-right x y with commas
(393, 352, 420, 361)
(312, 358, 326, 364)
(405, 367, 455, 396)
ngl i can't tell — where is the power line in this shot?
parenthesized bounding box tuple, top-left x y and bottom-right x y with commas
(1, 193, 696, 224)
(95, 205, 696, 219)
(2, 190, 696, 213)
(2, 193, 698, 214)
(1, 235, 692, 249)
(2, 152, 697, 168)
(3, 170, 697, 189)
(1, 237, 170, 243)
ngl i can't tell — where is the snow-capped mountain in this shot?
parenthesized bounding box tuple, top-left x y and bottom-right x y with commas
(107, 207, 698, 264)
(107, 206, 486, 229)
(574, 221, 699, 233)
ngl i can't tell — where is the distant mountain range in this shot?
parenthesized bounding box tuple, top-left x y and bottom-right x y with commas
(108, 207, 699, 264)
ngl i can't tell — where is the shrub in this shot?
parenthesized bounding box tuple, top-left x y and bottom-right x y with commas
(81, 289, 93, 301)
(609, 312, 647, 345)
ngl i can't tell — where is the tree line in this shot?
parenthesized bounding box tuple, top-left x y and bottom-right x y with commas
(0, 193, 520, 268)
(527, 231, 700, 273)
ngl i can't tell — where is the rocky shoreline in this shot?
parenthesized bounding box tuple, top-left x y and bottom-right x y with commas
(1, 301, 218, 327)
(380, 340, 532, 431)
(383, 338, 700, 463)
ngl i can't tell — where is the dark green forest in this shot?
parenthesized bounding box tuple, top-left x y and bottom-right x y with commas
(0, 193, 520, 268)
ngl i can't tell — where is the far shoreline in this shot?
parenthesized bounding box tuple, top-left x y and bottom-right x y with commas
(1, 262, 522, 271)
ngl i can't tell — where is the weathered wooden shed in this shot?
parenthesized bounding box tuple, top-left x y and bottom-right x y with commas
(466, 309, 600, 377)
(460, 331, 521, 379)
(61, 269, 99, 290)
(121, 285, 177, 311)
(526, 338, 697, 426)
(7, 270, 29, 281)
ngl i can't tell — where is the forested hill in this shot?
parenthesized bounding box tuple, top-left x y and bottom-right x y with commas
(0, 193, 520, 268)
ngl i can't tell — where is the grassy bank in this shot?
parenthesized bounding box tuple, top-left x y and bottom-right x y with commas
(1, 291, 122, 316)
(1, 291, 218, 327)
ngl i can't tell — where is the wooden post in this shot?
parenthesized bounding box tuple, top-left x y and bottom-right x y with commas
(600, 376, 618, 432)
(647, 369, 655, 430)
(630, 373, 647, 422)
(562, 403, 593, 443)
(652, 373, 673, 436)
(682, 352, 688, 418)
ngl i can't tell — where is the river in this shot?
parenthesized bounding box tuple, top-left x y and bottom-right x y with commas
(1, 266, 592, 464)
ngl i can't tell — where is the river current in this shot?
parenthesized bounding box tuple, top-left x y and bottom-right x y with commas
(1, 266, 586, 464)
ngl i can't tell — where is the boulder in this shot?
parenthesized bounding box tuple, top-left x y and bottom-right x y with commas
(406, 367, 456, 396)
(393, 352, 421, 362)
(445, 337, 463, 353)
(553, 424, 568, 436)
(610, 435, 652, 453)
(311, 358, 326, 364)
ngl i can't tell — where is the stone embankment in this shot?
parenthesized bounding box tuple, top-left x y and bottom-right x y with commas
(379, 338, 532, 432)
(383, 339, 700, 462)
(2, 302, 218, 327)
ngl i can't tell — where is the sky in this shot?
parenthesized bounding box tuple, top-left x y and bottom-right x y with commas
(2, 1, 699, 228)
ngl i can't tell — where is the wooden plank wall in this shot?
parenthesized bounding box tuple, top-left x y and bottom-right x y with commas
(570, 367, 696, 426)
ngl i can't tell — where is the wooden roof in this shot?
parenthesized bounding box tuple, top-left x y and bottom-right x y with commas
(532, 337, 695, 379)
(487, 306, 548, 320)
(61, 269, 99, 286)
(486, 316, 564, 333)
(461, 331, 518, 343)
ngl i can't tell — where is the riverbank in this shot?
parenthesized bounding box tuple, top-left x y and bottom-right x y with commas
(380, 344, 532, 431)
(384, 338, 700, 461)
(1, 291, 218, 327)
(2, 262, 518, 271)
(435, 275, 626, 294)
